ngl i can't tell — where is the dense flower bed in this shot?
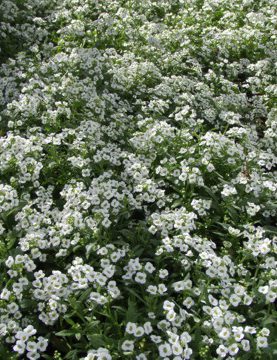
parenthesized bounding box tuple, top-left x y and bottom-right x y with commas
(0, 0, 276, 359)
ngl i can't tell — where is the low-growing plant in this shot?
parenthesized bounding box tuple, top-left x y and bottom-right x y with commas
(0, 0, 276, 359)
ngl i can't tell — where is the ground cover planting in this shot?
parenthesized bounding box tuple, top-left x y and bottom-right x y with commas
(0, 0, 276, 359)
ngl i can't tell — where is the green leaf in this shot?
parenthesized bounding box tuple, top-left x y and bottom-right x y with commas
(262, 317, 277, 326)
(172, 199, 183, 208)
(264, 225, 277, 234)
(63, 316, 75, 327)
(126, 287, 147, 305)
(119, 229, 135, 240)
(55, 329, 78, 337)
(240, 353, 253, 360)
(126, 297, 139, 323)
(21, 299, 37, 309)
(133, 244, 144, 256)
(203, 186, 220, 209)
(78, 288, 91, 302)
(64, 350, 79, 360)
(87, 334, 106, 348)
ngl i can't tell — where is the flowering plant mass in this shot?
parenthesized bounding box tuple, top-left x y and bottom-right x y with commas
(0, 0, 276, 359)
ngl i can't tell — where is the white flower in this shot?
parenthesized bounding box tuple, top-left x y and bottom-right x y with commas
(122, 340, 134, 352)
(158, 284, 167, 294)
(257, 336, 268, 348)
(208, 295, 218, 306)
(24, 325, 37, 337)
(145, 262, 155, 273)
(183, 347, 193, 359)
(258, 285, 269, 294)
(260, 328, 270, 337)
(219, 327, 231, 340)
(246, 202, 260, 216)
(27, 352, 40, 360)
(245, 326, 256, 334)
(243, 294, 253, 305)
(0, 288, 11, 300)
(163, 301, 175, 311)
(134, 326, 144, 337)
(148, 312, 156, 319)
(37, 337, 48, 352)
(207, 163, 215, 172)
(148, 225, 157, 234)
(5, 256, 14, 268)
(146, 285, 157, 295)
(26, 341, 38, 352)
(228, 343, 239, 356)
(228, 227, 240, 236)
(13, 340, 26, 355)
(135, 272, 147, 284)
(229, 294, 240, 307)
(211, 307, 223, 318)
(166, 310, 176, 322)
(0, 324, 7, 336)
(234, 331, 244, 342)
(15, 331, 29, 342)
(143, 322, 153, 335)
(150, 335, 162, 344)
(172, 281, 185, 292)
(216, 345, 228, 358)
(221, 185, 237, 197)
(126, 322, 137, 334)
(159, 269, 169, 278)
(158, 343, 172, 358)
(234, 285, 245, 296)
(90, 292, 108, 305)
(266, 291, 276, 303)
(172, 342, 183, 355)
(183, 297, 194, 309)
(136, 354, 147, 360)
(213, 318, 224, 330)
(241, 339, 250, 351)
(180, 332, 191, 344)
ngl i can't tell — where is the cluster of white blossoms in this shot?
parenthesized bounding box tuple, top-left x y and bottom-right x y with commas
(0, 0, 276, 359)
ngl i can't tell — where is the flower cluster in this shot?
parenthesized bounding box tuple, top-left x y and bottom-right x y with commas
(0, 0, 276, 359)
